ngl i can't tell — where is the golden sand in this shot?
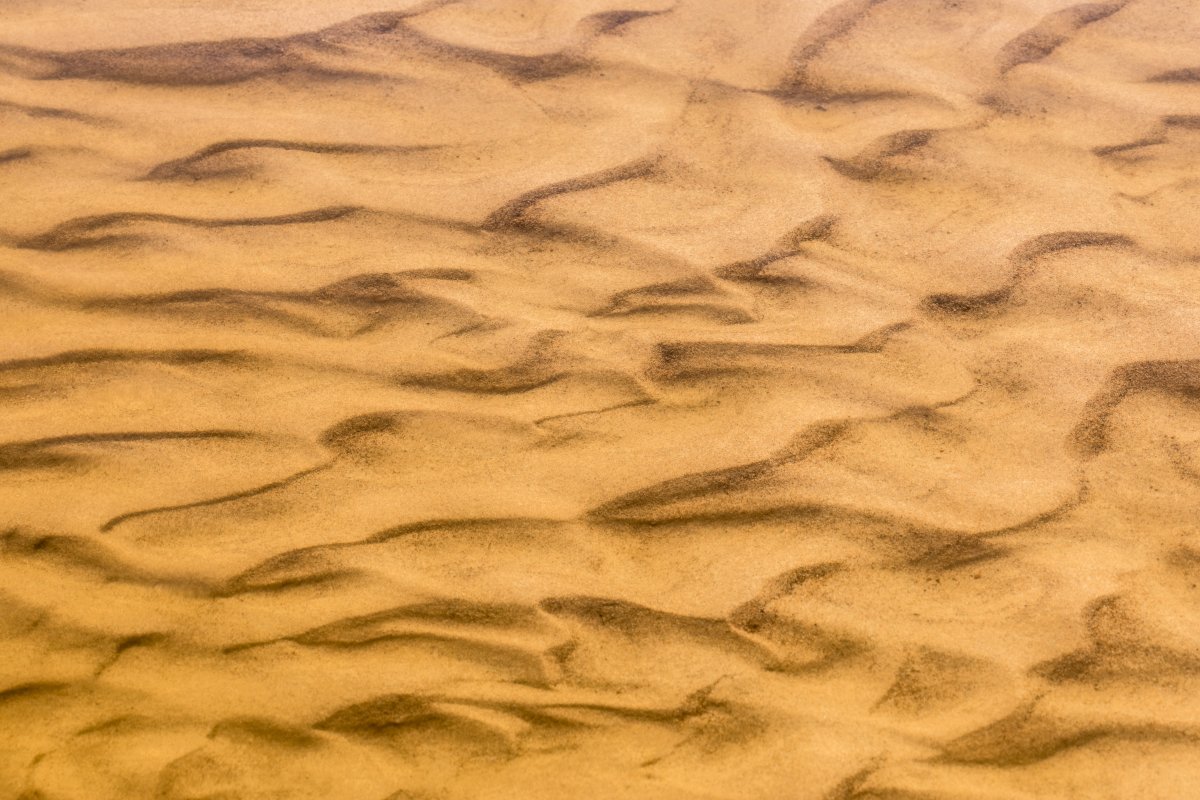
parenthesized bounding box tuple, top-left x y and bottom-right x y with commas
(2, 1, 1200, 797)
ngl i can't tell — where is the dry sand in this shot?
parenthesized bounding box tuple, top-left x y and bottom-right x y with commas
(2, 0, 1200, 797)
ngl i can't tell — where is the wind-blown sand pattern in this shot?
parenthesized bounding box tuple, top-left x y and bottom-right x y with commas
(2, 0, 1200, 797)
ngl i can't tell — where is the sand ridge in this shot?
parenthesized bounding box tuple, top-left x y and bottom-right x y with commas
(2, 0, 1200, 798)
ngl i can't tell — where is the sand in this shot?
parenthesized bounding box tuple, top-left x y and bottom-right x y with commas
(2, 1, 1200, 797)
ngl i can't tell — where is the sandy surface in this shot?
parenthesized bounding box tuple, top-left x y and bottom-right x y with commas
(2, 1, 1200, 798)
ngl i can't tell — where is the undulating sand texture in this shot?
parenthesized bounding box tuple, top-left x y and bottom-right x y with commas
(3, 0, 1200, 797)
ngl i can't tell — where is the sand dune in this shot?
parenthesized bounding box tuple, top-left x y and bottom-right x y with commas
(3, 1, 1200, 798)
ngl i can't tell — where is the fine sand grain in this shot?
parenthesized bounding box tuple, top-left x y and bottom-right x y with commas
(3, 1, 1200, 798)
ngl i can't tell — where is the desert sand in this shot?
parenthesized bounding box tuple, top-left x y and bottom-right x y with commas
(2, 0, 1200, 797)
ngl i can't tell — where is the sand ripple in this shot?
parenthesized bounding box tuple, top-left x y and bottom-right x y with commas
(3, 1, 1200, 797)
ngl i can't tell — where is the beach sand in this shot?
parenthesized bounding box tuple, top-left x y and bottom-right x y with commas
(2, 1, 1200, 797)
